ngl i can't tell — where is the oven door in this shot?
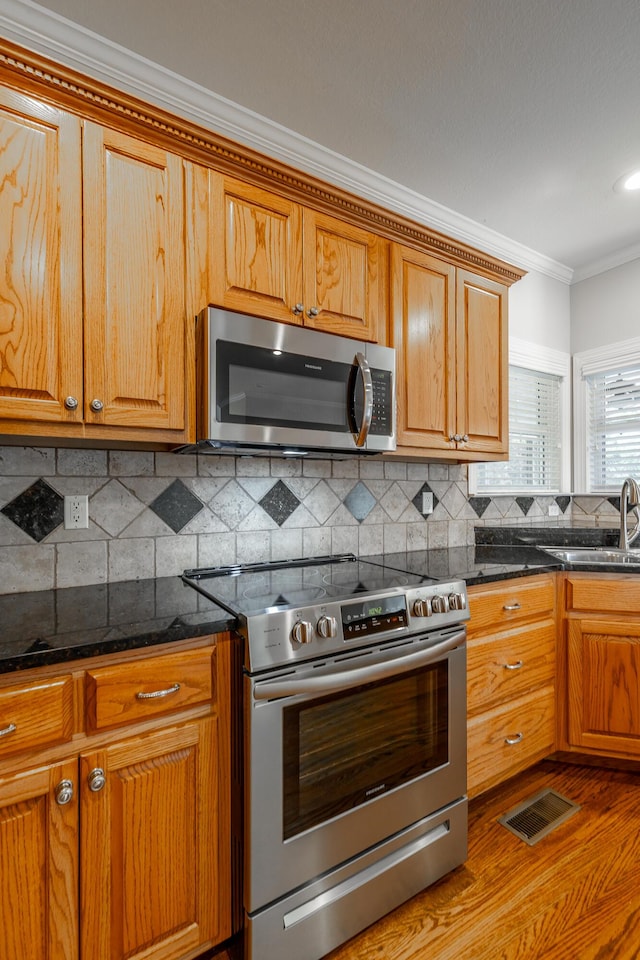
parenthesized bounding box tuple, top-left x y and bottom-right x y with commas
(244, 626, 466, 913)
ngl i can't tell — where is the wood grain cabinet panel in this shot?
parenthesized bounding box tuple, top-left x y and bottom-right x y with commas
(85, 646, 214, 731)
(466, 575, 557, 798)
(467, 686, 555, 798)
(80, 717, 219, 960)
(0, 675, 74, 757)
(0, 87, 83, 425)
(0, 636, 233, 960)
(205, 173, 384, 341)
(391, 244, 509, 459)
(0, 759, 79, 960)
(83, 123, 186, 432)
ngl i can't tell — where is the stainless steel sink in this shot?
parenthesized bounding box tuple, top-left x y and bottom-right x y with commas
(540, 546, 640, 567)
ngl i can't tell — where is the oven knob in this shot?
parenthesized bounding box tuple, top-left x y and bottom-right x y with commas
(291, 620, 314, 644)
(448, 592, 467, 611)
(431, 595, 450, 614)
(412, 598, 432, 618)
(316, 615, 338, 638)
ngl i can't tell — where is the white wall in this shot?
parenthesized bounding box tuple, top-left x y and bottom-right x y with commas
(508, 269, 571, 351)
(570, 257, 640, 353)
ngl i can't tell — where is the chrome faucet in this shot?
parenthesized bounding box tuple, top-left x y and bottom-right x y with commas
(619, 476, 640, 549)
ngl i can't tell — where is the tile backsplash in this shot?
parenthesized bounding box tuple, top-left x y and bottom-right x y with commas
(0, 444, 616, 595)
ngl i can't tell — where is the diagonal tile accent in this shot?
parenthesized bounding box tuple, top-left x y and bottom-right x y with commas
(149, 479, 204, 532)
(516, 496, 535, 516)
(555, 495, 571, 513)
(344, 481, 376, 522)
(1, 478, 64, 542)
(411, 482, 440, 516)
(259, 480, 301, 526)
(469, 496, 491, 518)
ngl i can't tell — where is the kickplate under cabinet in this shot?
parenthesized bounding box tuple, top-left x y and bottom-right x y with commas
(498, 789, 581, 845)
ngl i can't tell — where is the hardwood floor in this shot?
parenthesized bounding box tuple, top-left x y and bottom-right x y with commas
(207, 759, 640, 960)
(325, 759, 640, 960)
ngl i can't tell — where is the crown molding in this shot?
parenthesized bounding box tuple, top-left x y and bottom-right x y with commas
(0, 0, 573, 284)
(571, 242, 640, 284)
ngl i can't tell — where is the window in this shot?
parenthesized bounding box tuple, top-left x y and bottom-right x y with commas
(469, 339, 570, 495)
(573, 337, 640, 493)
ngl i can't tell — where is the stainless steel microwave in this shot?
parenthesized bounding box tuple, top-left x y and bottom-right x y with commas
(193, 307, 396, 456)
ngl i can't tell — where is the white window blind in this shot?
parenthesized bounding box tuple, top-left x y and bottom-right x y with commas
(474, 365, 563, 493)
(585, 363, 640, 492)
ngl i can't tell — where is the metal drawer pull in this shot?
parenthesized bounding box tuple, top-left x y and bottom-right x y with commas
(55, 779, 74, 805)
(0, 722, 16, 738)
(504, 732, 524, 745)
(88, 768, 106, 792)
(135, 682, 181, 700)
(504, 660, 524, 670)
(503, 602, 521, 611)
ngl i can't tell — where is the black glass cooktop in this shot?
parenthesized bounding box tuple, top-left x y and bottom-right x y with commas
(183, 554, 436, 618)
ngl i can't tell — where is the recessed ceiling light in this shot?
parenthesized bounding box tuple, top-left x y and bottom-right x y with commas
(614, 169, 640, 193)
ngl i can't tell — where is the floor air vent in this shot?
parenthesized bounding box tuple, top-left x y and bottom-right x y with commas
(498, 789, 580, 845)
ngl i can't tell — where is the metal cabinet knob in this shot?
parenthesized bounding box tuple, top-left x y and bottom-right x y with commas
(0, 722, 16, 738)
(503, 602, 521, 611)
(89, 398, 104, 412)
(461, 434, 469, 442)
(504, 732, 524, 745)
(64, 396, 79, 411)
(88, 767, 106, 792)
(504, 660, 524, 671)
(55, 779, 74, 805)
(292, 303, 304, 315)
(306, 306, 319, 318)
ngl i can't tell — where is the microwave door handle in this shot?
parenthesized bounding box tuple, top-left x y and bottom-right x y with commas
(252, 628, 465, 701)
(351, 352, 374, 447)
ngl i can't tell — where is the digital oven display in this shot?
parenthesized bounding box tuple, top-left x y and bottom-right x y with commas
(341, 595, 408, 640)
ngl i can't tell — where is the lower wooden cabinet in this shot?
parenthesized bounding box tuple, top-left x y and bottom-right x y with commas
(562, 574, 640, 759)
(0, 759, 79, 960)
(0, 636, 233, 960)
(467, 574, 556, 797)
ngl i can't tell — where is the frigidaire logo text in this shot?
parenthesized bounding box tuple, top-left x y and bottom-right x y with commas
(304, 363, 322, 370)
(366, 783, 386, 797)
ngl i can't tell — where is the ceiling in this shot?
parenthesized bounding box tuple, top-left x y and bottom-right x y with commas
(9, 0, 640, 280)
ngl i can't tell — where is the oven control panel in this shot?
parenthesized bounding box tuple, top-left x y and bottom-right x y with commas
(341, 594, 408, 640)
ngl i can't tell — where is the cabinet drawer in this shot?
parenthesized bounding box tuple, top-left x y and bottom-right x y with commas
(467, 686, 555, 798)
(0, 676, 74, 757)
(467, 575, 555, 637)
(86, 646, 214, 731)
(565, 575, 640, 614)
(467, 620, 556, 716)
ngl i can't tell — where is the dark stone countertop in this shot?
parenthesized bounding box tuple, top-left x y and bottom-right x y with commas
(0, 529, 633, 675)
(0, 576, 234, 675)
(379, 545, 560, 587)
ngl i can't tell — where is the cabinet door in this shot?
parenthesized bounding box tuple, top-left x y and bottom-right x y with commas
(0, 87, 83, 424)
(209, 175, 303, 324)
(80, 717, 219, 960)
(391, 244, 456, 449)
(303, 210, 384, 341)
(0, 759, 78, 960)
(83, 124, 186, 432)
(567, 618, 640, 756)
(456, 270, 508, 454)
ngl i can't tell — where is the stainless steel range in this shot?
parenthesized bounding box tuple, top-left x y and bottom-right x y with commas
(183, 554, 469, 960)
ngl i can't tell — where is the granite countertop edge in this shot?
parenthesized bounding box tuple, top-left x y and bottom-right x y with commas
(0, 532, 635, 674)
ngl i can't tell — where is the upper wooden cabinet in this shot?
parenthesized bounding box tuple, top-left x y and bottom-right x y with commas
(82, 124, 187, 433)
(0, 87, 83, 425)
(391, 244, 509, 459)
(205, 174, 386, 342)
(0, 88, 191, 443)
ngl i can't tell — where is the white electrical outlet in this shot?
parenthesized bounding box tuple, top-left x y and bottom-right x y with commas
(64, 494, 89, 529)
(422, 492, 434, 515)
(548, 503, 561, 517)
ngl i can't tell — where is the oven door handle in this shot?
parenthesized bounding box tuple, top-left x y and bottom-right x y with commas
(252, 629, 465, 700)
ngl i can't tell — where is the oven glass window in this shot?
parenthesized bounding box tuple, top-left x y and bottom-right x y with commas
(282, 663, 448, 840)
